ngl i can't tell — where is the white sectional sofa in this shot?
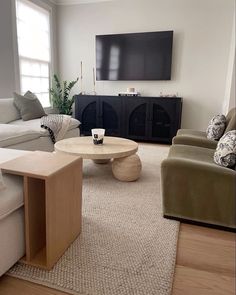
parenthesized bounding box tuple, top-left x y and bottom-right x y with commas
(0, 98, 81, 276)
(0, 98, 80, 151)
(0, 148, 28, 276)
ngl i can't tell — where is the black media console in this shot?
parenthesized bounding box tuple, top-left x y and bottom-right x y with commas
(74, 95, 182, 144)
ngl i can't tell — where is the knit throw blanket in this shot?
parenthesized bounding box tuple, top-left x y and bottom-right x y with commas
(40, 114, 71, 144)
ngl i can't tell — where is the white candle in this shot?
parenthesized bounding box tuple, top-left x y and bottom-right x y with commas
(93, 67, 95, 86)
(93, 67, 96, 94)
(80, 61, 83, 94)
(80, 61, 83, 79)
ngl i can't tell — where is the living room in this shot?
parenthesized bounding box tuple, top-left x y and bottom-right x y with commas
(0, 0, 235, 294)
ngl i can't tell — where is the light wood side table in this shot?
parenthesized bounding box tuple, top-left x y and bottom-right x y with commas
(1, 151, 82, 270)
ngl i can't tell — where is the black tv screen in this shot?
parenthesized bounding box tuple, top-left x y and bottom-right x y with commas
(96, 31, 173, 81)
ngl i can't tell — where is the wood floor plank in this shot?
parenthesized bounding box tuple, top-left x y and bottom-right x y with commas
(0, 276, 68, 295)
(172, 265, 235, 295)
(176, 224, 236, 276)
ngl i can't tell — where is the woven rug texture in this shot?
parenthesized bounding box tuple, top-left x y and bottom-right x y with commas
(8, 144, 179, 295)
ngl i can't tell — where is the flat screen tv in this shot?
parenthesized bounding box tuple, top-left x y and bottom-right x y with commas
(96, 31, 173, 81)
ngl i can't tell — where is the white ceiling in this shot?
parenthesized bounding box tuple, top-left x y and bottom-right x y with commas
(50, 0, 114, 5)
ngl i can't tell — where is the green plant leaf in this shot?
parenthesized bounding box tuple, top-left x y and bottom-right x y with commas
(50, 75, 79, 114)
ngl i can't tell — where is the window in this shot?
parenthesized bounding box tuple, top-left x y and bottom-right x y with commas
(16, 0, 51, 107)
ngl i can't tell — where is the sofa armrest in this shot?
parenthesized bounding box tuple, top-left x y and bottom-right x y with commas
(161, 158, 236, 228)
(162, 157, 235, 176)
(172, 135, 217, 149)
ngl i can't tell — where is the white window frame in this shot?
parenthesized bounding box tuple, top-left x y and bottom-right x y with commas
(13, 0, 54, 109)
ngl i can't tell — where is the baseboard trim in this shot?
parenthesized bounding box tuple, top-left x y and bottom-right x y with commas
(163, 215, 236, 233)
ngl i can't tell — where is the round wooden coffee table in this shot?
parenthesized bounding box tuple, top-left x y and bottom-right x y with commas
(54, 136, 142, 181)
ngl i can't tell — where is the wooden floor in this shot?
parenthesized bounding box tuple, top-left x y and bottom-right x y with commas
(0, 223, 235, 295)
(173, 224, 235, 295)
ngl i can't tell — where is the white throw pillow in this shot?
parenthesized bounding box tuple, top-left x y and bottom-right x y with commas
(214, 130, 236, 167)
(0, 169, 6, 191)
(206, 114, 226, 140)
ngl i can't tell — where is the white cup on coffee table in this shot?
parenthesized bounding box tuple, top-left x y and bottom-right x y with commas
(91, 128, 105, 145)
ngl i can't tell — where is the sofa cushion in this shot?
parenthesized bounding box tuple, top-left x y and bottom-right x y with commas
(0, 147, 28, 163)
(206, 114, 226, 140)
(168, 144, 216, 165)
(13, 91, 46, 121)
(177, 129, 207, 137)
(0, 124, 42, 147)
(0, 174, 24, 220)
(173, 129, 217, 149)
(0, 148, 28, 220)
(0, 98, 21, 123)
(214, 130, 236, 168)
(9, 117, 80, 136)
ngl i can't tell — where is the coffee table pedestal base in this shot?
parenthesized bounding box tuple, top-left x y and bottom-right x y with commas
(112, 154, 142, 182)
(93, 159, 110, 164)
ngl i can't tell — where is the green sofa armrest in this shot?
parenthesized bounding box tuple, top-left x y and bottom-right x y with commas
(172, 135, 217, 149)
(161, 158, 236, 229)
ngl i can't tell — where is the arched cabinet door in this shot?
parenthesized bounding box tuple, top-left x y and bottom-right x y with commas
(100, 96, 123, 136)
(125, 97, 149, 140)
(75, 95, 99, 135)
(149, 98, 178, 142)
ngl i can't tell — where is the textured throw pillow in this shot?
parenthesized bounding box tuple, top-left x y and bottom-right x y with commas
(214, 130, 236, 167)
(0, 169, 6, 191)
(206, 114, 226, 140)
(13, 91, 46, 121)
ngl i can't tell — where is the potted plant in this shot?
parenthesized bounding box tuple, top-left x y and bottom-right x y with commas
(50, 74, 79, 115)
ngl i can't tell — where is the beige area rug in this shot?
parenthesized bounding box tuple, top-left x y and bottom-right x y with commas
(8, 144, 179, 295)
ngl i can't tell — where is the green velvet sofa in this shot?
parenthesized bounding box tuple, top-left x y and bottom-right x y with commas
(172, 108, 236, 149)
(161, 144, 236, 230)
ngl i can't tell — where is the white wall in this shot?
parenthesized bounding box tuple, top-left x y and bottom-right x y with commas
(57, 0, 235, 130)
(0, 0, 57, 98)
